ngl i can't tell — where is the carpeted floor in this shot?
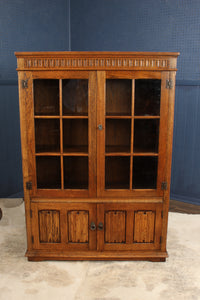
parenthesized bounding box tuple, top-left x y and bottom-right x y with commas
(0, 199, 200, 300)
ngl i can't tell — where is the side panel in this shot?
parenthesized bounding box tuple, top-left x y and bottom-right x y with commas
(161, 71, 177, 251)
(18, 71, 33, 252)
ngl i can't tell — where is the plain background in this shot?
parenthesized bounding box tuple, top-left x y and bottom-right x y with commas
(0, 0, 200, 205)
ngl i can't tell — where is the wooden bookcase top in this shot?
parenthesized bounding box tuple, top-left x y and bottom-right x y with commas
(15, 51, 179, 71)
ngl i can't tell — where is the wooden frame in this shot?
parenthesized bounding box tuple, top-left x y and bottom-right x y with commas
(16, 52, 179, 261)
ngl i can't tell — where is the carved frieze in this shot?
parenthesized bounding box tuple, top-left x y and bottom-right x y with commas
(15, 52, 178, 71)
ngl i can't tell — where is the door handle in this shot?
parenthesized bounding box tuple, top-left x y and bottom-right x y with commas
(90, 221, 96, 231)
(98, 222, 104, 231)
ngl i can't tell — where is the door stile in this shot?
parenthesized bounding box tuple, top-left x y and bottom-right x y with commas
(88, 71, 98, 197)
(97, 203, 104, 251)
(88, 203, 97, 250)
(25, 73, 37, 196)
(156, 72, 169, 195)
(96, 71, 106, 197)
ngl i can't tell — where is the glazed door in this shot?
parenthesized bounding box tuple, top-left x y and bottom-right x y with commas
(97, 71, 169, 197)
(27, 71, 97, 198)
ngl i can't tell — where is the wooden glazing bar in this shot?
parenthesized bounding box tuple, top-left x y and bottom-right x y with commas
(134, 116, 160, 119)
(35, 152, 61, 156)
(62, 116, 88, 119)
(105, 116, 132, 119)
(133, 153, 159, 156)
(59, 79, 64, 189)
(62, 153, 88, 156)
(130, 79, 135, 189)
(60, 155, 64, 190)
(34, 116, 60, 119)
(105, 153, 131, 156)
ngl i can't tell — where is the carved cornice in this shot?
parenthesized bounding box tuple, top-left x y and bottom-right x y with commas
(15, 52, 179, 71)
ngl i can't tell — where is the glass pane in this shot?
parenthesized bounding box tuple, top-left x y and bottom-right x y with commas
(132, 156, 158, 189)
(63, 119, 88, 153)
(106, 79, 132, 116)
(62, 79, 88, 116)
(36, 156, 61, 189)
(106, 119, 131, 153)
(134, 119, 159, 153)
(135, 80, 161, 116)
(64, 157, 88, 189)
(34, 80, 59, 116)
(35, 119, 60, 153)
(105, 157, 130, 189)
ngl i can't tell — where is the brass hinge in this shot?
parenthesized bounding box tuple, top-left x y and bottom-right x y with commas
(31, 236, 34, 243)
(26, 181, 32, 190)
(166, 79, 173, 89)
(22, 79, 28, 89)
(161, 182, 167, 190)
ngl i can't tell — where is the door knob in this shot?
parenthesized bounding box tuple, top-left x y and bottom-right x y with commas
(90, 221, 96, 231)
(98, 124, 103, 130)
(98, 222, 104, 231)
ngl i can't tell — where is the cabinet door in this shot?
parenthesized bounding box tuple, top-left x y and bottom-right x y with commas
(31, 202, 96, 251)
(26, 72, 96, 197)
(97, 203, 162, 251)
(97, 71, 169, 197)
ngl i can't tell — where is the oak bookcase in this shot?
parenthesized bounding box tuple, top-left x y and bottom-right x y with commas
(15, 52, 179, 261)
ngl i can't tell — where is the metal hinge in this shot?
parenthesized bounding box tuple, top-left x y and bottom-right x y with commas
(26, 181, 32, 190)
(166, 79, 173, 89)
(161, 182, 168, 190)
(30, 209, 32, 218)
(161, 211, 163, 219)
(31, 236, 34, 243)
(160, 236, 162, 244)
(22, 79, 28, 89)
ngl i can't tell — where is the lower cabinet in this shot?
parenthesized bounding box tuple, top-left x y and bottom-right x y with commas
(31, 202, 163, 255)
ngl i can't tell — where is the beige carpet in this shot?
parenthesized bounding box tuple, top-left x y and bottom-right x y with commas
(0, 199, 200, 300)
